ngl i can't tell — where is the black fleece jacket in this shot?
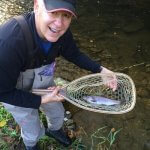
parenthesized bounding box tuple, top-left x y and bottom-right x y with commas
(0, 12, 101, 109)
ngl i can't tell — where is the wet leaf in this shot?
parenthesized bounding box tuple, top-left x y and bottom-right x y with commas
(0, 120, 7, 127)
(2, 136, 15, 143)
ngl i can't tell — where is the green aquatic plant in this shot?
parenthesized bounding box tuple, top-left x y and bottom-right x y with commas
(91, 126, 122, 150)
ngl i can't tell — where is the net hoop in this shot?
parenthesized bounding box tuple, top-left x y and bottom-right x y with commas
(62, 73, 136, 114)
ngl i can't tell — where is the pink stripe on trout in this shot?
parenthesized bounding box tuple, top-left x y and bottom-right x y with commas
(83, 96, 121, 106)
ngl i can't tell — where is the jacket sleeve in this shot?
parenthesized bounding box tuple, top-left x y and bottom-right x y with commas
(60, 29, 102, 73)
(0, 36, 41, 109)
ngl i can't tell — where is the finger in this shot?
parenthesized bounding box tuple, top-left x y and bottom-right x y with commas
(106, 80, 117, 91)
(113, 81, 117, 91)
(47, 86, 57, 90)
(51, 87, 60, 96)
(57, 93, 63, 98)
(110, 82, 116, 91)
(56, 94, 65, 101)
(112, 74, 117, 91)
(111, 82, 117, 91)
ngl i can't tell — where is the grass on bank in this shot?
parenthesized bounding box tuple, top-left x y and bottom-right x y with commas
(0, 104, 121, 150)
(0, 104, 87, 150)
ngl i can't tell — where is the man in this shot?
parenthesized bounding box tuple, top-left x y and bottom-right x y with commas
(0, 0, 117, 149)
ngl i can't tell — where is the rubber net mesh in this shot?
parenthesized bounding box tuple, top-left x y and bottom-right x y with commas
(64, 73, 135, 113)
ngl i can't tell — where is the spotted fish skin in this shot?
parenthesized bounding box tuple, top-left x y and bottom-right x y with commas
(83, 96, 121, 106)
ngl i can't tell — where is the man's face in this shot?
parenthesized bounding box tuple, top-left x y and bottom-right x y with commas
(34, 0, 72, 42)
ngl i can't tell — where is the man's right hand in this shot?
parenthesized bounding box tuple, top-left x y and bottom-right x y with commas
(41, 87, 64, 104)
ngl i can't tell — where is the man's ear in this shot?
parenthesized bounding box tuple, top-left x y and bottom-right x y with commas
(34, 0, 39, 12)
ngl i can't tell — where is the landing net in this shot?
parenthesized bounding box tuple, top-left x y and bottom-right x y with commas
(63, 73, 136, 114)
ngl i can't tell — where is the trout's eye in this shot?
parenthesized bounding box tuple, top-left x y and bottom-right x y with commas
(91, 99, 96, 103)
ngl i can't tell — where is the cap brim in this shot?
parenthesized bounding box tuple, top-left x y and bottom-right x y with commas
(44, 0, 77, 17)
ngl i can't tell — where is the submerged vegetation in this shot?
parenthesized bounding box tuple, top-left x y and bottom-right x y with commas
(91, 126, 122, 150)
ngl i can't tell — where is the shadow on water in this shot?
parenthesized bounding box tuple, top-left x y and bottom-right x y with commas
(0, 0, 150, 150)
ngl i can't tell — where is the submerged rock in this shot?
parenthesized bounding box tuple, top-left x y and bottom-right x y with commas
(144, 140, 150, 150)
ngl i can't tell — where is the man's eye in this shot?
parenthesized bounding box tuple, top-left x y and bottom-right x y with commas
(51, 12, 58, 16)
(63, 13, 71, 18)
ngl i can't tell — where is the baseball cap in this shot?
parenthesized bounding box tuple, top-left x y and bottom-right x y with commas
(44, 0, 76, 17)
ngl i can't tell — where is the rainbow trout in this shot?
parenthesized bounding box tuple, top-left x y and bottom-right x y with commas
(83, 96, 121, 106)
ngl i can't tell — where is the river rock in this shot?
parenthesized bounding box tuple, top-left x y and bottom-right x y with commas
(143, 140, 150, 150)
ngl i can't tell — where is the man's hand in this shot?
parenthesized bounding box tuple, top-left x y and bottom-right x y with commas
(100, 66, 117, 91)
(41, 86, 64, 104)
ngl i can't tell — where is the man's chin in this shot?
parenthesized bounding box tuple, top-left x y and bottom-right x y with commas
(46, 36, 60, 42)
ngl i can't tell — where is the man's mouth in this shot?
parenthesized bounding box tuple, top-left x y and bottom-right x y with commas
(49, 27, 59, 33)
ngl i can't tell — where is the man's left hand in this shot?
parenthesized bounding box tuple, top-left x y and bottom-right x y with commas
(100, 66, 117, 91)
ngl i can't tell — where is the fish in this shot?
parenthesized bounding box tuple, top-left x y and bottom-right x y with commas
(83, 96, 121, 106)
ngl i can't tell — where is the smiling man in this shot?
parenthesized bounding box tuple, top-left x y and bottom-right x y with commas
(0, 0, 117, 150)
(34, 0, 74, 42)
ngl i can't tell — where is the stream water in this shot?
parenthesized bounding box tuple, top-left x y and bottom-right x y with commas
(0, 0, 150, 150)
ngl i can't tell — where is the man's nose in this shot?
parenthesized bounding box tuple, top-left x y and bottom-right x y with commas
(55, 16, 63, 27)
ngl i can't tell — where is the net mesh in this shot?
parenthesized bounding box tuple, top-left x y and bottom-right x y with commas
(63, 73, 136, 114)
